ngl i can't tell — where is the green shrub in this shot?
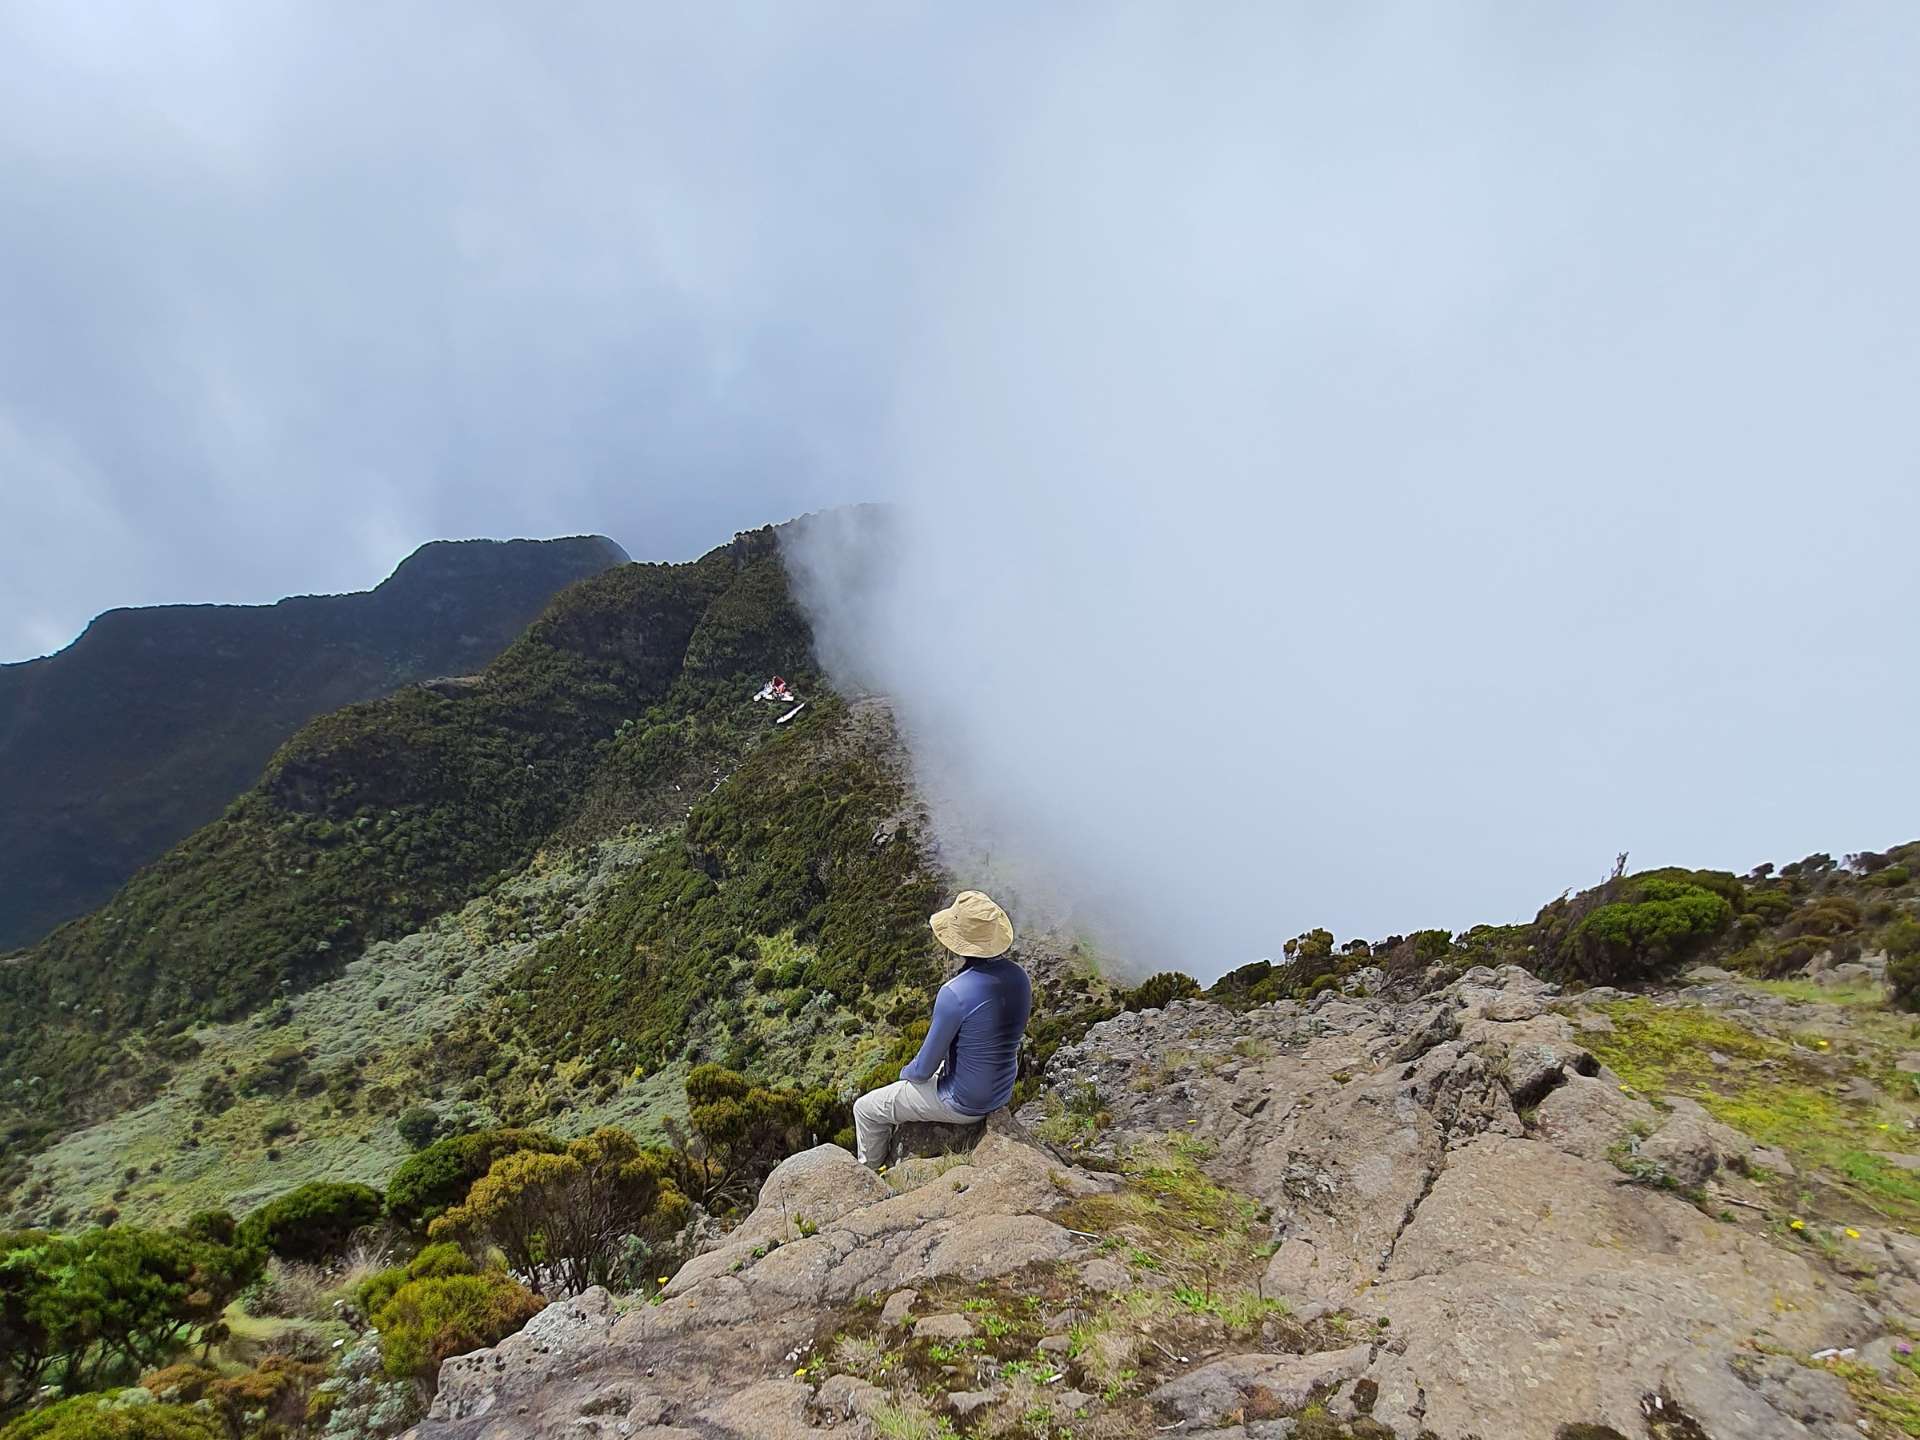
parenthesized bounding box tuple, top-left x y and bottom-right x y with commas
(235, 1181, 382, 1262)
(177, 1209, 236, 1246)
(0, 1396, 223, 1440)
(1123, 972, 1201, 1012)
(1885, 916, 1920, 1011)
(1780, 896, 1861, 938)
(1557, 877, 1733, 984)
(397, 1106, 442, 1151)
(372, 1271, 545, 1382)
(668, 1067, 848, 1213)
(404, 1241, 475, 1280)
(1868, 864, 1912, 889)
(355, 1241, 475, 1317)
(0, 1227, 258, 1408)
(354, 1266, 409, 1318)
(1745, 888, 1794, 923)
(385, 1127, 564, 1229)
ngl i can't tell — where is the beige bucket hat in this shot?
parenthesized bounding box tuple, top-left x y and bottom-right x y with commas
(929, 890, 1015, 958)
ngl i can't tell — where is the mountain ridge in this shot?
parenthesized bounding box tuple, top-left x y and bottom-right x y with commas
(0, 535, 631, 951)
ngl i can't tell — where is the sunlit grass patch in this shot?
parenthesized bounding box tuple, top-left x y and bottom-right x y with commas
(1583, 1000, 1920, 1227)
(1755, 978, 1887, 1008)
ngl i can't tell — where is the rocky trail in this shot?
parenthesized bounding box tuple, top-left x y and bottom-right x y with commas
(405, 965, 1920, 1440)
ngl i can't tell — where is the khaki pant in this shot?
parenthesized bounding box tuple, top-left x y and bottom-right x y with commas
(852, 1077, 978, 1168)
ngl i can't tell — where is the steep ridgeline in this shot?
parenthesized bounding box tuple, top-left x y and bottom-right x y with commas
(0, 535, 629, 950)
(0, 529, 825, 1143)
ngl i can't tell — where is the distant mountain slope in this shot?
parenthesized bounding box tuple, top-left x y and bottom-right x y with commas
(0, 535, 630, 950)
(0, 527, 817, 1138)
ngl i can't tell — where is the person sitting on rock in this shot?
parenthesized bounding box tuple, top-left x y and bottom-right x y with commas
(853, 890, 1031, 1169)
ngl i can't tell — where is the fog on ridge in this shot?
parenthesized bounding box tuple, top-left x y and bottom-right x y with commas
(787, 6, 1920, 980)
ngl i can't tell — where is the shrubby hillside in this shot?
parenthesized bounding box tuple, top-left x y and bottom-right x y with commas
(0, 535, 628, 950)
(0, 529, 817, 1142)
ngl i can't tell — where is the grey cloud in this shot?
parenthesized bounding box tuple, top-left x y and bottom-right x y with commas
(788, 5, 1920, 975)
(0, 2, 1069, 654)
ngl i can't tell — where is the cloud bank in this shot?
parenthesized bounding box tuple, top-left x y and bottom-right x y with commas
(787, 5, 1920, 976)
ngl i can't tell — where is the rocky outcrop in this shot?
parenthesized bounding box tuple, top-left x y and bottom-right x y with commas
(411, 1117, 1109, 1439)
(1022, 964, 1880, 1438)
(409, 965, 1895, 1440)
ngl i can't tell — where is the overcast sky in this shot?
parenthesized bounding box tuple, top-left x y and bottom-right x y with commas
(0, 2, 1066, 658)
(5, 4, 1919, 964)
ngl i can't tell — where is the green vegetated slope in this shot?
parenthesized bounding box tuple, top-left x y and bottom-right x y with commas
(4, 694, 951, 1231)
(0, 535, 630, 951)
(0, 530, 816, 1144)
(0, 527, 972, 1231)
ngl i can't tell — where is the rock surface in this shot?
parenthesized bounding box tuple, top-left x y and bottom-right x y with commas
(409, 964, 1893, 1440)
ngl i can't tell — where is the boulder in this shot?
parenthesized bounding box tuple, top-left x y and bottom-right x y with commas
(886, 1117, 986, 1166)
(879, 1288, 917, 1326)
(1149, 1345, 1371, 1425)
(737, 1144, 892, 1247)
(430, 1288, 617, 1423)
(912, 1312, 973, 1340)
(945, 1388, 1000, 1417)
(702, 1378, 851, 1439)
(1637, 1112, 1722, 1188)
(1686, 965, 1736, 983)
(1077, 1257, 1131, 1292)
(815, 1374, 886, 1420)
(1534, 1072, 1654, 1163)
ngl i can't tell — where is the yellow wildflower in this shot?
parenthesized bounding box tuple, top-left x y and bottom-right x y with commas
(1846, 1228, 1861, 1239)
(1789, 1218, 1806, 1231)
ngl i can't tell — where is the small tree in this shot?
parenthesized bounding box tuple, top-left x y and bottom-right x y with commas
(430, 1127, 689, 1294)
(672, 1066, 844, 1210)
(1, 1225, 260, 1403)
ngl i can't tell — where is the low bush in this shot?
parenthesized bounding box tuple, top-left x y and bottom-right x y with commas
(1780, 896, 1862, 939)
(235, 1181, 382, 1263)
(0, 1397, 222, 1440)
(1122, 972, 1201, 1012)
(1551, 875, 1733, 985)
(432, 1127, 690, 1293)
(385, 1127, 563, 1229)
(355, 1239, 478, 1318)
(1885, 916, 1920, 1011)
(396, 1106, 441, 1151)
(372, 1270, 545, 1383)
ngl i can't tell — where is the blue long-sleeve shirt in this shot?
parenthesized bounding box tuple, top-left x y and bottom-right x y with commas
(899, 957, 1032, 1115)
